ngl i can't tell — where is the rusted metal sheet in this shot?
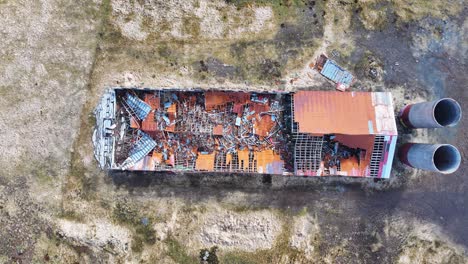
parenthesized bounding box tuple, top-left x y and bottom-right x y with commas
(195, 153, 216, 171)
(294, 91, 375, 135)
(293, 91, 397, 136)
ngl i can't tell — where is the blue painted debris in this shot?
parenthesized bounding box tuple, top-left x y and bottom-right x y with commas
(120, 131, 156, 169)
(315, 54, 354, 91)
(129, 131, 156, 162)
(125, 93, 152, 120)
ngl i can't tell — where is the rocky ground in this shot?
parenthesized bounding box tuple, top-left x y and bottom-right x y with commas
(0, 0, 467, 263)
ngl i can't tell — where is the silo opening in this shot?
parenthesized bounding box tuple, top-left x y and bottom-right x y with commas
(433, 145, 461, 173)
(434, 99, 462, 127)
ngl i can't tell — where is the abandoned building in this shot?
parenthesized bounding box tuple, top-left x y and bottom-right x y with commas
(93, 88, 398, 178)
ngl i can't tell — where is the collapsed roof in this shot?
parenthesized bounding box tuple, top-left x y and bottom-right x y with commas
(93, 88, 398, 178)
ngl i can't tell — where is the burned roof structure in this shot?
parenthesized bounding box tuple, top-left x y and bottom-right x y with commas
(291, 91, 397, 178)
(93, 88, 398, 178)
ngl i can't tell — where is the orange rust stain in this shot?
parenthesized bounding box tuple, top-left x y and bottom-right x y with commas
(142, 94, 160, 132)
(226, 153, 232, 168)
(249, 102, 269, 114)
(164, 112, 176, 132)
(213, 124, 223, 135)
(340, 156, 366, 177)
(254, 115, 276, 137)
(293, 91, 376, 135)
(255, 149, 283, 174)
(237, 149, 250, 171)
(130, 117, 139, 129)
(152, 152, 163, 164)
(144, 94, 160, 109)
(167, 154, 175, 166)
(205, 91, 250, 111)
(195, 153, 216, 171)
(334, 134, 375, 151)
(167, 103, 177, 114)
(334, 134, 373, 176)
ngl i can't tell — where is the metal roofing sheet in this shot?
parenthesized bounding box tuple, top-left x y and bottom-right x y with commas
(142, 94, 160, 132)
(255, 149, 284, 174)
(128, 131, 157, 164)
(126, 94, 152, 120)
(195, 153, 215, 171)
(205, 91, 250, 111)
(293, 91, 397, 135)
(320, 59, 354, 87)
(253, 114, 276, 137)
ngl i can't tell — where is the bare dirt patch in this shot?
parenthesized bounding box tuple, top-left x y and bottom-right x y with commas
(197, 208, 282, 251)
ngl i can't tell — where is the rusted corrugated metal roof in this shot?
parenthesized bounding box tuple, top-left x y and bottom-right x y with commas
(145, 94, 160, 109)
(293, 91, 397, 135)
(142, 95, 160, 132)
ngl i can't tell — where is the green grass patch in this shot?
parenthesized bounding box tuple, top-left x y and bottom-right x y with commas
(165, 236, 198, 264)
(182, 16, 201, 39)
(113, 201, 157, 248)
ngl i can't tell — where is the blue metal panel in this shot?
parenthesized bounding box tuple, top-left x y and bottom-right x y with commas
(128, 131, 157, 163)
(126, 94, 152, 120)
(320, 59, 354, 87)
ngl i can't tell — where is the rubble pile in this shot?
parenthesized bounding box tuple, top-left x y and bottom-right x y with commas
(113, 90, 291, 173)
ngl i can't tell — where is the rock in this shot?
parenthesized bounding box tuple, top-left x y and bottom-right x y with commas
(57, 219, 131, 256)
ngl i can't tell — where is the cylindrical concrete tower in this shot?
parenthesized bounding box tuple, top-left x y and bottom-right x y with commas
(399, 143, 461, 174)
(399, 98, 462, 128)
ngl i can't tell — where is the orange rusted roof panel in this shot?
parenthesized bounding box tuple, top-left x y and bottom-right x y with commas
(293, 91, 397, 135)
(195, 153, 215, 171)
(254, 115, 276, 137)
(130, 116, 139, 129)
(142, 111, 157, 132)
(294, 91, 375, 135)
(205, 91, 250, 111)
(255, 149, 284, 174)
(142, 94, 160, 132)
(144, 94, 160, 109)
(167, 103, 176, 113)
